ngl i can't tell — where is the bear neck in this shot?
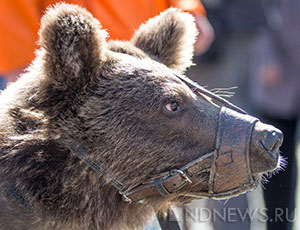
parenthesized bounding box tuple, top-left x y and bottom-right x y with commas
(0, 138, 158, 230)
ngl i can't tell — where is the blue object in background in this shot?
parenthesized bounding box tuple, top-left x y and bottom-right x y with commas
(0, 77, 5, 90)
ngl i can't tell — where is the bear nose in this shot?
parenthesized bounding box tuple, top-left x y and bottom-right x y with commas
(260, 129, 283, 157)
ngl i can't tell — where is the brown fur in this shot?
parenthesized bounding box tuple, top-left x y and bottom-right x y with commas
(0, 3, 279, 230)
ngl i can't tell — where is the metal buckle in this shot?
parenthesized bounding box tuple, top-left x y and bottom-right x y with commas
(170, 169, 192, 184)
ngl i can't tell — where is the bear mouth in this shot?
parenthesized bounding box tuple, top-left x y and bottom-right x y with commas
(258, 154, 286, 180)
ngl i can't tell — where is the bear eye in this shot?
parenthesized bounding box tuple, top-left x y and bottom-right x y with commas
(165, 101, 181, 113)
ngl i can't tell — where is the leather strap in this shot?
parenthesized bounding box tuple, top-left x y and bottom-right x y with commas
(123, 172, 188, 202)
(123, 152, 215, 203)
(4, 185, 33, 212)
(174, 74, 247, 115)
(62, 139, 126, 192)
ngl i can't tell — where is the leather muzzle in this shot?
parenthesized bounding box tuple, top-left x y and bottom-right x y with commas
(207, 107, 259, 199)
(122, 107, 259, 202)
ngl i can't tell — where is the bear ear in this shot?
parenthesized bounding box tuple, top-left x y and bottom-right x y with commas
(39, 3, 107, 87)
(131, 8, 197, 73)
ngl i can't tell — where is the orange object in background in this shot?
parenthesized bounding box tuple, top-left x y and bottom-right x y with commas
(0, 0, 206, 75)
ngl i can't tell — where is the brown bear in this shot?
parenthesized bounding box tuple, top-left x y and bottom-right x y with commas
(0, 3, 283, 230)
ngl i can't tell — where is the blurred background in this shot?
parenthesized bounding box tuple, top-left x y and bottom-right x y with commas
(0, 1, 299, 230)
(182, 1, 300, 230)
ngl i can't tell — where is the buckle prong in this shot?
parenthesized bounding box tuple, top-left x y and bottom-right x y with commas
(121, 193, 132, 203)
(171, 169, 192, 184)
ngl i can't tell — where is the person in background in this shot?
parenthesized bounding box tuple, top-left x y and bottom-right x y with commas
(248, 1, 300, 229)
(0, 0, 214, 88)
